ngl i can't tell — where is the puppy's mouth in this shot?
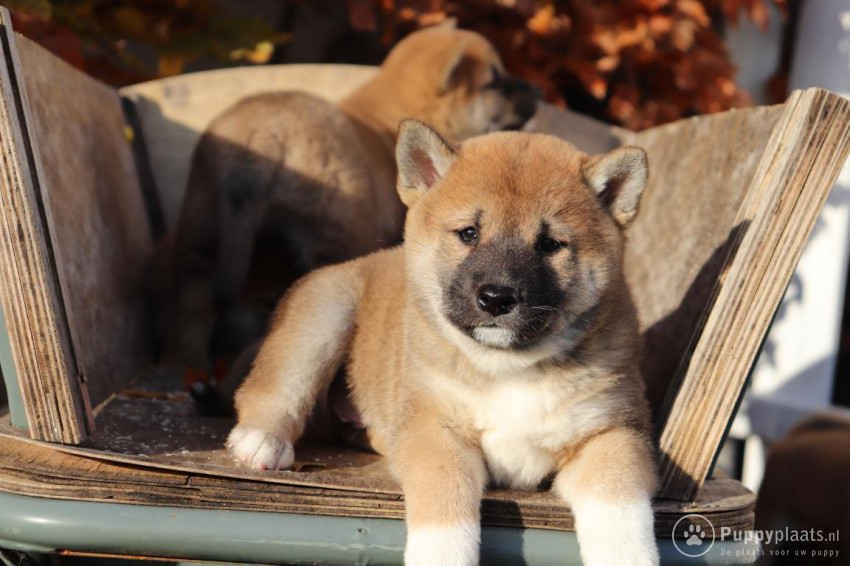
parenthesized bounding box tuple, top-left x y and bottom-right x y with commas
(470, 323, 516, 349)
(452, 304, 561, 351)
(464, 301, 598, 353)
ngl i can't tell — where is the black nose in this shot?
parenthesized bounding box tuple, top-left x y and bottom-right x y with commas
(477, 284, 520, 316)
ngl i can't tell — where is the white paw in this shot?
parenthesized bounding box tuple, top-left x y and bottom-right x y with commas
(226, 425, 295, 470)
(405, 523, 479, 566)
(574, 499, 659, 566)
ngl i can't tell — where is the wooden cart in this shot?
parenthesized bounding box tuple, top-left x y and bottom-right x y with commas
(0, 7, 848, 564)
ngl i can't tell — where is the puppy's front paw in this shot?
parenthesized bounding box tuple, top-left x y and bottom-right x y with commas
(227, 425, 294, 470)
(575, 499, 659, 566)
(405, 523, 480, 566)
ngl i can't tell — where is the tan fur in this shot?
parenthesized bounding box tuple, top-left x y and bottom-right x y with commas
(230, 124, 658, 565)
(159, 25, 537, 370)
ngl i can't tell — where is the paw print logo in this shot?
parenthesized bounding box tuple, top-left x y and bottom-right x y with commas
(684, 524, 706, 546)
(672, 514, 715, 558)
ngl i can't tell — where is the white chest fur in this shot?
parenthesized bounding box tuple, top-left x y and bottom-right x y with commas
(427, 369, 616, 489)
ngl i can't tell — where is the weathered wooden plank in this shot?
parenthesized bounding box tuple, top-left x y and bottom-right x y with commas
(12, 32, 155, 414)
(655, 88, 850, 500)
(626, 105, 784, 412)
(0, 8, 89, 442)
(527, 101, 632, 153)
(0, 434, 754, 535)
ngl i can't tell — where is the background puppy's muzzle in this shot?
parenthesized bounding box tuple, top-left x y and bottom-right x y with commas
(502, 75, 541, 127)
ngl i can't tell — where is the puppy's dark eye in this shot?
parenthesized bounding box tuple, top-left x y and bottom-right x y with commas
(536, 237, 563, 255)
(458, 226, 479, 244)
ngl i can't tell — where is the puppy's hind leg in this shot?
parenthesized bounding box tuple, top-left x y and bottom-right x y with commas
(228, 261, 363, 470)
(553, 428, 659, 566)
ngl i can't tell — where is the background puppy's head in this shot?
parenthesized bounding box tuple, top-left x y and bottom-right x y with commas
(396, 120, 648, 355)
(382, 24, 539, 141)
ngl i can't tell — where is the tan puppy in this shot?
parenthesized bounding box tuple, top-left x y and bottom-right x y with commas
(228, 122, 658, 565)
(160, 24, 538, 370)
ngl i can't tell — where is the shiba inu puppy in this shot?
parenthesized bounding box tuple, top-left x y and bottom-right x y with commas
(159, 24, 538, 371)
(228, 122, 658, 565)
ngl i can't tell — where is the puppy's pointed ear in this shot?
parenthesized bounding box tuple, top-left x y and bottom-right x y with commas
(582, 146, 648, 227)
(396, 120, 458, 207)
(438, 38, 472, 94)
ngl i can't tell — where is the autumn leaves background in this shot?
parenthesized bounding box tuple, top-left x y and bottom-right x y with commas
(3, 0, 785, 130)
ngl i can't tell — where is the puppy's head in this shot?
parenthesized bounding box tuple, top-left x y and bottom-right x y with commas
(382, 24, 539, 141)
(396, 120, 647, 361)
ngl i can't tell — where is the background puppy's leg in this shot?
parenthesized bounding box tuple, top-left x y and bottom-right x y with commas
(163, 218, 219, 369)
(392, 415, 486, 566)
(228, 262, 362, 470)
(553, 428, 659, 566)
(212, 194, 267, 360)
(163, 128, 280, 369)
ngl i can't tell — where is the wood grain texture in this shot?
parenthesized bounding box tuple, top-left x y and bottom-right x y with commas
(655, 88, 850, 500)
(13, 33, 154, 412)
(0, 9, 89, 442)
(0, 423, 754, 535)
(625, 105, 783, 413)
(527, 102, 632, 154)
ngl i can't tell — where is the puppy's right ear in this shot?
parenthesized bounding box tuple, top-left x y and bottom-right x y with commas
(396, 120, 458, 207)
(582, 146, 648, 227)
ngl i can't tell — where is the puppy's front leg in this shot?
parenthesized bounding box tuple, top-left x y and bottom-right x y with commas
(392, 415, 487, 566)
(228, 262, 362, 469)
(553, 427, 659, 566)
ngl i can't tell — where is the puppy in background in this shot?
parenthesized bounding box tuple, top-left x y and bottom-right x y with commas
(228, 121, 658, 566)
(155, 23, 538, 376)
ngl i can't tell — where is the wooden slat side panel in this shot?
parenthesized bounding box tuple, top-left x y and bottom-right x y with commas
(0, 433, 755, 536)
(626, 105, 783, 413)
(527, 102, 633, 152)
(12, 32, 154, 411)
(657, 88, 850, 500)
(0, 8, 88, 442)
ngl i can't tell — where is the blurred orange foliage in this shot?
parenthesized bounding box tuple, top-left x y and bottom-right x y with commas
(5, 0, 286, 85)
(349, 0, 785, 129)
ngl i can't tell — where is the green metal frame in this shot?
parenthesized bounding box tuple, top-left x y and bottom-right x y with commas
(0, 491, 759, 565)
(0, 301, 26, 429)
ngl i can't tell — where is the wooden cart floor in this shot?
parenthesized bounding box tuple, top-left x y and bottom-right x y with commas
(0, 375, 755, 536)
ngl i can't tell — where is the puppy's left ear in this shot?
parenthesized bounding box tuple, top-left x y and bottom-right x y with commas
(582, 146, 648, 227)
(396, 120, 458, 207)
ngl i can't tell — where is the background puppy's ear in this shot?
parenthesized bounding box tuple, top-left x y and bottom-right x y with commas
(438, 38, 472, 94)
(582, 146, 648, 227)
(396, 120, 458, 207)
